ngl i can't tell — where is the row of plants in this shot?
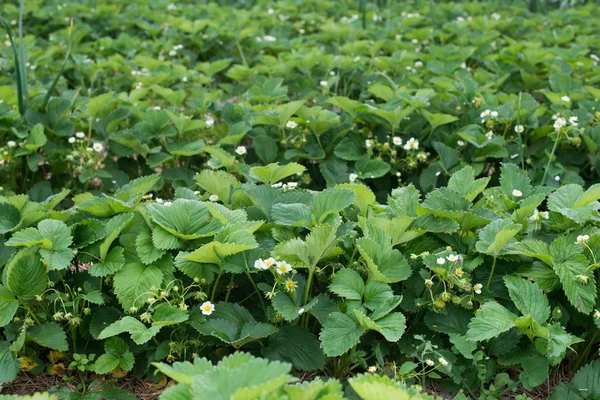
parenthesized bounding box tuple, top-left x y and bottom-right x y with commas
(1, 0, 600, 200)
(0, 162, 599, 398)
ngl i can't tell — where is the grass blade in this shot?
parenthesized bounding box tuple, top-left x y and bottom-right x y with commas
(42, 19, 74, 110)
(0, 16, 24, 115)
(18, 0, 28, 104)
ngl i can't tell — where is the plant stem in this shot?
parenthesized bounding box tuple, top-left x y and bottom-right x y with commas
(245, 271, 266, 315)
(211, 269, 223, 302)
(541, 131, 561, 184)
(486, 256, 497, 289)
(224, 275, 234, 302)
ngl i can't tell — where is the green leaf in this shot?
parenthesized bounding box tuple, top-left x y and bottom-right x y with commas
(148, 200, 214, 240)
(262, 326, 326, 372)
(572, 359, 600, 399)
(545, 323, 583, 366)
(166, 140, 206, 156)
(0, 342, 19, 384)
(94, 337, 134, 374)
(152, 303, 189, 326)
(548, 184, 600, 224)
(504, 276, 549, 324)
(271, 203, 312, 227)
(422, 110, 458, 131)
(475, 219, 522, 257)
(89, 246, 125, 277)
(115, 174, 161, 202)
(319, 312, 365, 357)
(6, 249, 47, 300)
(98, 317, 161, 345)
(424, 306, 473, 335)
(28, 322, 68, 351)
(447, 166, 490, 201)
(153, 358, 212, 385)
(520, 355, 549, 390)
(354, 310, 406, 342)
(355, 156, 390, 179)
(330, 269, 364, 301)
(335, 183, 376, 216)
(0, 285, 18, 327)
(100, 213, 134, 261)
(0, 203, 21, 234)
(250, 162, 306, 184)
(113, 262, 164, 310)
(467, 302, 518, 341)
(312, 188, 355, 223)
(5, 227, 49, 248)
(25, 124, 47, 152)
(349, 374, 432, 400)
(356, 237, 411, 283)
(136, 230, 166, 265)
(549, 236, 597, 314)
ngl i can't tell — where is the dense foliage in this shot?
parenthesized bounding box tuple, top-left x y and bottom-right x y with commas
(1, 0, 600, 399)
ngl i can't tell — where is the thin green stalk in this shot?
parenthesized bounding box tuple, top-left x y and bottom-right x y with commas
(18, 0, 27, 102)
(516, 92, 524, 169)
(245, 271, 266, 314)
(0, 17, 24, 114)
(302, 267, 315, 328)
(541, 130, 561, 184)
(574, 328, 599, 371)
(224, 275, 234, 302)
(486, 256, 497, 289)
(235, 39, 248, 68)
(42, 19, 74, 110)
(211, 269, 223, 302)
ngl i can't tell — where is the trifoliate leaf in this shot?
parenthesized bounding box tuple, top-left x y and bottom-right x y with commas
(250, 162, 306, 184)
(548, 184, 600, 224)
(354, 310, 406, 342)
(330, 269, 364, 301)
(94, 337, 134, 374)
(312, 188, 355, 223)
(152, 303, 189, 326)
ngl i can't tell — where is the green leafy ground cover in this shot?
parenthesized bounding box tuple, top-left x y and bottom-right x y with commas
(1, 0, 600, 399)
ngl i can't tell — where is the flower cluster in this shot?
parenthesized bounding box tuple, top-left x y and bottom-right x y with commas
(254, 257, 293, 275)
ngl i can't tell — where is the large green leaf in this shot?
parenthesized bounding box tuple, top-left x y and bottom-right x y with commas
(467, 302, 518, 341)
(354, 310, 406, 342)
(28, 322, 68, 351)
(319, 312, 365, 357)
(113, 262, 164, 310)
(504, 276, 549, 324)
(475, 219, 521, 257)
(262, 326, 326, 372)
(250, 162, 306, 184)
(312, 188, 355, 223)
(98, 317, 161, 345)
(0, 286, 18, 327)
(6, 249, 47, 300)
(548, 184, 600, 224)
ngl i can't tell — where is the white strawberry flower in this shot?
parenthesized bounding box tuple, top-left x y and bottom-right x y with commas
(554, 117, 567, 130)
(276, 261, 292, 275)
(365, 139, 373, 148)
(286, 120, 298, 129)
(235, 146, 247, 155)
(92, 142, 104, 152)
(436, 257, 446, 265)
(7, 140, 16, 147)
(576, 235, 590, 245)
(205, 116, 215, 128)
(392, 136, 403, 146)
(447, 254, 459, 262)
(457, 140, 465, 146)
(68, 137, 76, 144)
(512, 189, 523, 197)
(561, 95, 571, 103)
(438, 357, 449, 367)
(514, 125, 524, 133)
(75, 131, 86, 139)
(568, 116, 578, 126)
(319, 80, 328, 87)
(425, 359, 435, 367)
(254, 258, 267, 270)
(349, 173, 358, 182)
(209, 194, 219, 202)
(485, 131, 494, 140)
(480, 109, 491, 118)
(200, 301, 215, 316)
(403, 137, 419, 150)
(474, 283, 483, 294)
(263, 35, 277, 42)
